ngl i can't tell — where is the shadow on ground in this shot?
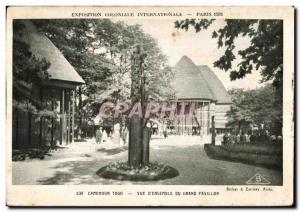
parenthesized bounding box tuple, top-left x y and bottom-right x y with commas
(97, 146, 128, 155)
(37, 147, 129, 185)
(38, 160, 101, 185)
(35, 143, 282, 185)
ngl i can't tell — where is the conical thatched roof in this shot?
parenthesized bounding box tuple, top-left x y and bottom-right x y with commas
(172, 56, 231, 104)
(198, 65, 232, 104)
(18, 20, 85, 85)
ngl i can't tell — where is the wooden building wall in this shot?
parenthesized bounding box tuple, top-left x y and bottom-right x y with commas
(12, 86, 76, 149)
(169, 100, 231, 136)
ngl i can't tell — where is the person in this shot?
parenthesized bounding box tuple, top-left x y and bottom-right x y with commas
(121, 127, 128, 145)
(163, 130, 168, 139)
(96, 127, 103, 144)
(101, 129, 108, 143)
(270, 135, 276, 142)
(112, 123, 121, 145)
(163, 125, 168, 139)
(250, 130, 257, 143)
(260, 129, 270, 143)
(245, 132, 251, 143)
(230, 132, 237, 144)
(223, 132, 229, 145)
(240, 131, 246, 143)
(277, 135, 283, 143)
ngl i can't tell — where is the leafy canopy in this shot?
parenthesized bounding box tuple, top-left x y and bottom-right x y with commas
(33, 19, 174, 122)
(13, 20, 53, 118)
(227, 84, 282, 134)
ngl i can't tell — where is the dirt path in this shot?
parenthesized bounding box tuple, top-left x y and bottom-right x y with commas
(12, 136, 282, 185)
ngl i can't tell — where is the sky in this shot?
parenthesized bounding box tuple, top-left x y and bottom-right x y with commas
(118, 19, 263, 90)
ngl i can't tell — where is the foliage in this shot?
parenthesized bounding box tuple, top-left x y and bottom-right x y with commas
(227, 84, 282, 133)
(13, 20, 56, 118)
(33, 19, 174, 127)
(96, 161, 179, 181)
(174, 19, 283, 91)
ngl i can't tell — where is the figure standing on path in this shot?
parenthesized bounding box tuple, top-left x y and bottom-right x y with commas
(96, 127, 103, 144)
(101, 129, 108, 143)
(163, 125, 168, 139)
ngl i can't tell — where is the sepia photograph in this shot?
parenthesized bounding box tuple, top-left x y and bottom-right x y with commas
(6, 6, 294, 206)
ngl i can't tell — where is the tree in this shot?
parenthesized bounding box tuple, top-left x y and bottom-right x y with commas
(33, 19, 174, 140)
(227, 84, 282, 135)
(13, 20, 54, 147)
(92, 20, 174, 101)
(33, 19, 116, 137)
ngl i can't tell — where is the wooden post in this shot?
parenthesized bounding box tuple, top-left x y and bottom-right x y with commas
(128, 45, 147, 166)
(39, 88, 43, 147)
(199, 102, 201, 136)
(142, 127, 151, 164)
(207, 102, 210, 135)
(181, 111, 183, 135)
(67, 90, 71, 145)
(78, 87, 82, 139)
(212, 116, 216, 145)
(51, 99, 55, 147)
(71, 90, 75, 143)
(60, 89, 65, 145)
(184, 108, 186, 132)
(175, 103, 178, 135)
(202, 102, 205, 135)
(128, 115, 143, 166)
(191, 109, 194, 135)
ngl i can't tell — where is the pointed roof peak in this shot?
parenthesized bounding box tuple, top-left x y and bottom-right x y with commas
(177, 55, 194, 64)
(175, 55, 197, 69)
(171, 56, 231, 103)
(181, 55, 191, 60)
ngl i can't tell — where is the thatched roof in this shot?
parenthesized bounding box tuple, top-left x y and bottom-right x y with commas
(19, 20, 85, 85)
(198, 65, 232, 104)
(172, 56, 231, 104)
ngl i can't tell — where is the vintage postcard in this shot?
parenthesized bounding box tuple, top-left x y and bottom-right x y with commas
(6, 6, 294, 206)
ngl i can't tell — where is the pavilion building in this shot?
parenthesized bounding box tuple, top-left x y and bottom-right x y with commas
(12, 20, 85, 149)
(170, 56, 232, 136)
